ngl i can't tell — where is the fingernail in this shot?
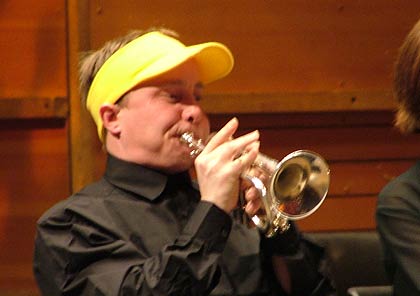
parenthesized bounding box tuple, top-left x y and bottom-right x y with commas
(229, 117, 238, 125)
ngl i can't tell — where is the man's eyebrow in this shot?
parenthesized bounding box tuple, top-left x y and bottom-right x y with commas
(158, 80, 184, 88)
(159, 80, 204, 90)
(195, 82, 204, 90)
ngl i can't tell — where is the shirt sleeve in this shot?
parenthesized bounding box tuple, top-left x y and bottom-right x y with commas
(33, 201, 232, 296)
(376, 179, 420, 294)
(260, 223, 336, 296)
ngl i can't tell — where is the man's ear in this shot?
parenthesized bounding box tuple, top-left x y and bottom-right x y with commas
(100, 104, 121, 137)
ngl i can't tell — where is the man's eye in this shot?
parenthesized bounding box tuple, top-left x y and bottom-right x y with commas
(161, 91, 179, 100)
(169, 93, 181, 101)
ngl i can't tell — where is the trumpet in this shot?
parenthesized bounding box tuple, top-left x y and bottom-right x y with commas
(180, 132, 330, 237)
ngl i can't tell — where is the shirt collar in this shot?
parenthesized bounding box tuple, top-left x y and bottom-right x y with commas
(104, 154, 192, 201)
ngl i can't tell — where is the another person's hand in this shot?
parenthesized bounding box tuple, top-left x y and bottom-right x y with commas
(195, 118, 260, 213)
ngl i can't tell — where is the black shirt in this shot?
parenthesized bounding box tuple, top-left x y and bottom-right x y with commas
(33, 154, 334, 295)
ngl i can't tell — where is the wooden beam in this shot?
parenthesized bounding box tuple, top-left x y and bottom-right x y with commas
(0, 90, 394, 120)
(66, 0, 102, 193)
(201, 90, 396, 114)
(0, 97, 68, 119)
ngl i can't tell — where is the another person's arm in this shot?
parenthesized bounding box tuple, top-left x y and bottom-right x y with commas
(376, 178, 420, 294)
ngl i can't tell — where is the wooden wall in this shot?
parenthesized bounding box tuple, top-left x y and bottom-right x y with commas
(0, 0, 67, 294)
(2, 0, 420, 294)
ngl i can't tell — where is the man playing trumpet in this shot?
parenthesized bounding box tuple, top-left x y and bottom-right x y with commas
(33, 28, 335, 296)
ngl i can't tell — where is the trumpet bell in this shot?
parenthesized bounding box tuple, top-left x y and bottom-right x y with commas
(269, 150, 330, 220)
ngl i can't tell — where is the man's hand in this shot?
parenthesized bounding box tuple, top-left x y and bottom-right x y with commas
(195, 118, 260, 213)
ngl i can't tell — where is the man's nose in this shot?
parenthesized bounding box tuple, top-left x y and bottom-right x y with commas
(182, 104, 204, 123)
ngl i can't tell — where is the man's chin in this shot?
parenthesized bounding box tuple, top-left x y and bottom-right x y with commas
(165, 157, 194, 173)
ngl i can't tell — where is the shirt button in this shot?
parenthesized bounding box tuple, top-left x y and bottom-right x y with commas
(221, 227, 229, 238)
(130, 234, 142, 247)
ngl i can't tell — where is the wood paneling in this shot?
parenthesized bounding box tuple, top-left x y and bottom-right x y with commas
(86, 0, 420, 95)
(296, 196, 379, 231)
(67, 0, 103, 193)
(0, 123, 69, 294)
(259, 127, 420, 161)
(209, 111, 395, 129)
(328, 160, 414, 196)
(2, 0, 420, 294)
(0, 0, 68, 294)
(209, 111, 420, 232)
(0, 0, 66, 98)
(211, 113, 420, 161)
(201, 91, 396, 113)
(0, 97, 68, 119)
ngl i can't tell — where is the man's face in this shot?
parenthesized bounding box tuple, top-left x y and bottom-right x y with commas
(113, 58, 210, 172)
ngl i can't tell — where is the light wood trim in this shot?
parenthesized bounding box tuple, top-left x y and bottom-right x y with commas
(202, 90, 395, 114)
(0, 97, 67, 119)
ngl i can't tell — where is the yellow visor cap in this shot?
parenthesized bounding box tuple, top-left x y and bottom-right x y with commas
(86, 31, 234, 142)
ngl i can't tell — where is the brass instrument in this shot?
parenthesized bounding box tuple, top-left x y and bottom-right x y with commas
(180, 132, 330, 237)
